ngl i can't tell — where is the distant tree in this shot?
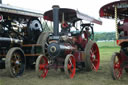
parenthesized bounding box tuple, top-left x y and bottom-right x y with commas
(42, 21, 53, 32)
(94, 32, 116, 41)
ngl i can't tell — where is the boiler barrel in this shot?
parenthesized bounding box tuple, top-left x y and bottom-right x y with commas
(48, 42, 76, 59)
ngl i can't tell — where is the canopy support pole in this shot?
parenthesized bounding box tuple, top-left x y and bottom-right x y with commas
(115, 6, 118, 40)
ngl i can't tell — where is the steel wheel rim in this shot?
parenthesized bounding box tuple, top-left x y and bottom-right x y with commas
(113, 55, 122, 79)
(39, 56, 48, 78)
(90, 43, 100, 71)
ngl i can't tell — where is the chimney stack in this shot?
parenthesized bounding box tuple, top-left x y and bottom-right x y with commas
(52, 5, 59, 36)
(0, 0, 2, 4)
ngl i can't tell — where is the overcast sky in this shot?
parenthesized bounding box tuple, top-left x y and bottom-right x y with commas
(3, 0, 119, 32)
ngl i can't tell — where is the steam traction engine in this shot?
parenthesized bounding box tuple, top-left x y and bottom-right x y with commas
(100, 0, 128, 80)
(36, 6, 102, 78)
(0, 4, 43, 77)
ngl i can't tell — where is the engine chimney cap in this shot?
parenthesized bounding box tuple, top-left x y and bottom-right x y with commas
(52, 5, 60, 8)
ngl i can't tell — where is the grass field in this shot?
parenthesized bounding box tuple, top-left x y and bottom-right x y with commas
(97, 41, 117, 47)
(0, 41, 128, 85)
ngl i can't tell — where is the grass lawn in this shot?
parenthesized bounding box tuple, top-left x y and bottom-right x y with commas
(97, 41, 117, 47)
(0, 41, 128, 85)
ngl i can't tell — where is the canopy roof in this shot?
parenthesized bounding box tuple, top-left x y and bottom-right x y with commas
(99, 1, 128, 20)
(44, 8, 102, 25)
(0, 4, 43, 17)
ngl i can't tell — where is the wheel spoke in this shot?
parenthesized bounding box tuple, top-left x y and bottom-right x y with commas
(69, 68, 73, 73)
(114, 68, 122, 79)
(41, 68, 47, 78)
(45, 43, 48, 47)
(68, 64, 72, 69)
(39, 63, 48, 70)
(17, 55, 22, 62)
(36, 56, 48, 78)
(11, 64, 19, 75)
(93, 50, 97, 54)
(15, 65, 20, 73)
(92, 63, 96, 70)
(114, 64, 119, 69)
(91, 47, 97, 54)
(13, 54, 17, 59)
(11, 59, 16, 64)
(39, 64, 45, 69)
(68, 64, 73, 73)
(93, 59, 98, 62)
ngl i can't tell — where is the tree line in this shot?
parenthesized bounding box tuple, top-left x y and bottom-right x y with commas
(94, 32, 116, 41)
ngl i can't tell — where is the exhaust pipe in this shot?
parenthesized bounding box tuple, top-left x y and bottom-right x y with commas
(52, 5, 59, 36)
(0, 37, 23, 44)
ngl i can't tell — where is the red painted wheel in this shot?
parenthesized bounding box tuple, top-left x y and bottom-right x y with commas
(110, 52, 123, 80)
(64, 54, 76, 78)
(36, 55, 48, 78)
(85, 41, 100, 71)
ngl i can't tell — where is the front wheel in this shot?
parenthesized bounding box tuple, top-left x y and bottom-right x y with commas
(5, 47, 25, 77)
(35, 55, 48, 78)
(64, 54, 76, 78)
(110, 52, 123, 80)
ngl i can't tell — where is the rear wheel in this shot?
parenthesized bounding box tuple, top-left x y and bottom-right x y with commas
(110, 52, 123, 80)
(5, 47, 25, 77)
(84, 41, 100, 71)
(64, 54, 76, 78)
(37, 32, 50, 57)
(36, 55, 48, 78)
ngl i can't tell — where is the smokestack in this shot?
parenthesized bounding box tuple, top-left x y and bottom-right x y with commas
(0, 0, 2, 4)
(52, 5, 59, 36)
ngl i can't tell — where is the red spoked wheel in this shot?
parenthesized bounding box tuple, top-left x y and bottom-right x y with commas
(64, 54, 76, 79)
(110, 52, 123, 80)
(85, 41, 100, 71)
(36, 55, 48, 78)
(90, 43, 100, 71)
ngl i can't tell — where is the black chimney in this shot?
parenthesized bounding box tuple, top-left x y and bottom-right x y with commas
(0, 0, 2, 4)
(52, 5, 59, 36)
